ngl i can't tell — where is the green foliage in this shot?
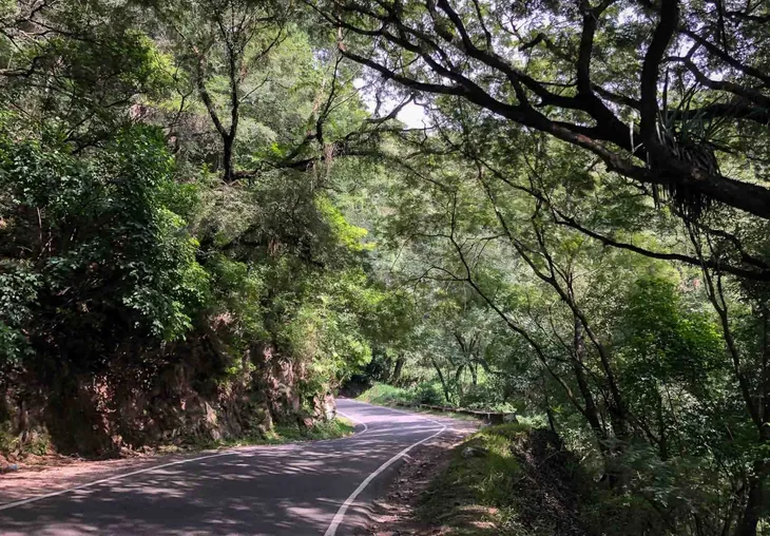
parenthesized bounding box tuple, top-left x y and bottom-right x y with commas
(460, 384, 518, 413)
(1, 0, 769, 532)
(413, 381, 445, 405)
(316, 196, 371, 252)
(419, 424, 534, 535)
(0, 263, 40, 363)
(357, 382, 414, 405)
(615, 275, 724, 397)
(358, 381, 454, 407)
(0, 126, 208, 368)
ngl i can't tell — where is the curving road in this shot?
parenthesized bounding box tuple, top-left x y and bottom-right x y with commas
(0, 399, 446, 536)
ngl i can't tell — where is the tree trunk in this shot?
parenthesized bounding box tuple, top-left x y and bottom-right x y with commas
(736, 468, 765, 536)
(573, 318, 622, 487)
(222, 134, 235, 183)
(573, 319, 605, 444)
(391, 355, 405, 384)
(546, 406, 557, 432)
(453, 364, 464, 401)
(656, 392, 669, 461)
(430, 357, 452, 404)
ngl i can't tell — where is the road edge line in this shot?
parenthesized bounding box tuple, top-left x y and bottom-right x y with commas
(323, 409, 447, 536)
(340, 398, 450, 428)
(0, 450, 237, 512)
(337, 410, 369, 437)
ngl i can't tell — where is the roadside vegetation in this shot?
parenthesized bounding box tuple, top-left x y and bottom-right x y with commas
(358, 383, 445, 407)
(1, 0, 770, 533)
(0, 0, 405, 459)
(272, 417, 356, 442)
(356, 383, 482, 422)
(420, 424, 586, 536)
(358, 381, 517, 413)
(194, 417, 356, 451)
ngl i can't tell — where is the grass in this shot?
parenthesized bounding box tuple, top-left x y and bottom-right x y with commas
(357, 382, 416, 405)
(419, 423, 533, 536)
(356, 383, 484, 422)
(172, 416, 357, 453)
(273, 417, 356, 442)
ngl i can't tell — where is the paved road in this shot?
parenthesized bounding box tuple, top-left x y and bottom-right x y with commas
(0, 400, 445, 536)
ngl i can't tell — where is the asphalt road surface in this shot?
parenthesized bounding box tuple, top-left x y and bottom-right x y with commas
(0, 399, 446, 536)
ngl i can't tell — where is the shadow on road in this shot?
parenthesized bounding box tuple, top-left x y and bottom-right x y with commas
(0, 402, 445, 535)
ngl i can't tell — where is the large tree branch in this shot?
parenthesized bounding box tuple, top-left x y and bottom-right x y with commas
(667, 55, 770, 119)
(328, 0, 770, 220)
(681, 29, 770, 86)
(551, 209, 770, 281)
(640, 0, 678, 145)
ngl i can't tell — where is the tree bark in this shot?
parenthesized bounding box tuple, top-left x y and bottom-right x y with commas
(391, 354, 405, 384)
(736, 467, 766, 536)
(222, 133, 235, 183)
(430, 356, 452, 404)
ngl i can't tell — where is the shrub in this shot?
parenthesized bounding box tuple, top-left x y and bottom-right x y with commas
(413, 381, 444, 405)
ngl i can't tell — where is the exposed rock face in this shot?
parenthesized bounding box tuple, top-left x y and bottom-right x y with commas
(249, 342, 303, 425)
(1, 327, 334, 458)
(314, 393, 337, 421)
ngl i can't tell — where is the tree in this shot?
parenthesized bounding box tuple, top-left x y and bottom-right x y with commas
(373, 117, 767, 532)
(0, 0, 174, 148)
(141, 0, 292, 182)
(313, 0, 770, 220)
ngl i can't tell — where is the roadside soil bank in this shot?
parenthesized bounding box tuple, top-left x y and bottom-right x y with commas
(363, 423, 589, 536)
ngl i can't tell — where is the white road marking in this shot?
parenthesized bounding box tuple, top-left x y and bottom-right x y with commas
(0, 450, 238, 512)
(0, 399, 449, 535)
(323, 403, 448, 536)
(337, 410, 369, 436)
(349, 401, 448, 428)
(0, 407, 371, 512)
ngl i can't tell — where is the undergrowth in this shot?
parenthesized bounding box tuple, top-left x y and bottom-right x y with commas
(419, 423, 587, 536)
(419, 423, 530, 535)
(357, 382, 517, 414)
(176, 416, 356, 452)
(357, 382, 430, 405)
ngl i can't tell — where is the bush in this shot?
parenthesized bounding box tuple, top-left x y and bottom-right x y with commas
(459, 383, 518, 411)
(357, 382, 414, 405)
(358, 381, 449, 406)
(413, 381, 445, 405)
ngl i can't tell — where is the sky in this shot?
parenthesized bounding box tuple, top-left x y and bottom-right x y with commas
(354, 77, 430, 129)
(396, 100, 429, 128)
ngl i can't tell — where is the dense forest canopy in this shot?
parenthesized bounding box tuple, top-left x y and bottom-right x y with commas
(1, 0, 769, 534)
(318, 0, 770, 217)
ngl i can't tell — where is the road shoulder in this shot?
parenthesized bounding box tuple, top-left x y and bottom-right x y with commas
(359, 415, 478, 535)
